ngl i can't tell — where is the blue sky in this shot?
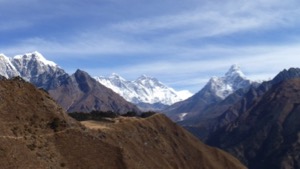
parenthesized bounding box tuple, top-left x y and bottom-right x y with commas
(1, 0, 300, 93)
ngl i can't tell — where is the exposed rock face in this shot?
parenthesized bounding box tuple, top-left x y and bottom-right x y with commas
(272, 68, 300, 85)
(207, 78, 300, 169)
(0, 78, 246, 169)
(48, 69, 140, 113)
(11, 51, 61, 82)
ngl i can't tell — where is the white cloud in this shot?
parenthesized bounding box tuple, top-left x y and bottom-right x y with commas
(109, 0, 300, 43)
(1, 0, 300, 92)
(83, 42, 300, 92)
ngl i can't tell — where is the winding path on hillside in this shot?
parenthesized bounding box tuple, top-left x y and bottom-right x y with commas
(0, 128, 73, 140)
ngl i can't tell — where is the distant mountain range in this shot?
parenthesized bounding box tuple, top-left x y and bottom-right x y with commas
(0, 51, 193, 113)
(0, 51, 139, 113)
(0, 76, 246, 169)
(3, 51, 300, 168)
(95, 74, 192, 111)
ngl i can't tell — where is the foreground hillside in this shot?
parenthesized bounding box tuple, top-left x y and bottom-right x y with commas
(0, 77, 246, 169)
(81, 114, 246, 169)
(0, 77, 126, 168)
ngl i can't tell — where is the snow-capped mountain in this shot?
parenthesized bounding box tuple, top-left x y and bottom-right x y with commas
(207, 64, 252, 99)
(94, 74, 193, 107)
(0, 51, 139, 113)
(0, 51, 67, 90)
(0, 51, 61, 79)
(12, 51, 60, 81)
(0, 53, 20, 78)
(164, 64, 255, 121)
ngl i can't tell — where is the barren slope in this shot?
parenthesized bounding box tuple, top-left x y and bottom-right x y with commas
(82, 114, 247, 169)
(0, 77, 126, 169)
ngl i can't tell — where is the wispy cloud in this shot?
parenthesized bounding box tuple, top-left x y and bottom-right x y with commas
(85, 42, 300, 92)
(109, 0, 300, 42)
(1, 0, 300, 92)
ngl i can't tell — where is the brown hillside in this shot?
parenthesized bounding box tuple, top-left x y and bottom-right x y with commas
(0, 77, 125, 169)
(82, 114, 247, 169)
(0, 77, 246, 169)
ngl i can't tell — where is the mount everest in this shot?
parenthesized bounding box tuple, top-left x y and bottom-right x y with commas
(95, 74, 192, 110)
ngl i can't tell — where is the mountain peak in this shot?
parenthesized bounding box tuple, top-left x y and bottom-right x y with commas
(272, 67, 300, 85)
(75, 69, 85, 73)
(95, 73, 192, 107)
(111, 72, 120, 77)
(0, 53, 19, 78)
(14, 51, 57, 67)
(135, 75, 161, 88)
(225, 64, 245, 78)
(136, 75, 159, 84)
(207, 65, 251, 99)
(137, 74, 152, 80)
(109, 73, 126, 81)
(10, 52, 62, 82)
(0, 53, 10, 61)
(74, 69, 93, 79)
(140, 74, 148, 78)
(229, 64, 240, 71)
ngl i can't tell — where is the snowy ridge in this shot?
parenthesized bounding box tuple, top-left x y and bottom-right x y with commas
(11, 51, 59, 81)
(95, 74, 193, 105)
(0, 51, 59, 81)
(0, 54, 20, 78)
(207, 64, 252, 99)
(13, 51, 57, 67)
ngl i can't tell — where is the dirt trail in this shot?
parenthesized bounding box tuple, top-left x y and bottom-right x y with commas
(0, 128, 72, 140)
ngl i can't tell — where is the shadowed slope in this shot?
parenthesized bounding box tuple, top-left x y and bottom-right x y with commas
(208, 78, 300, 169)
(48, 69, 140, 113)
